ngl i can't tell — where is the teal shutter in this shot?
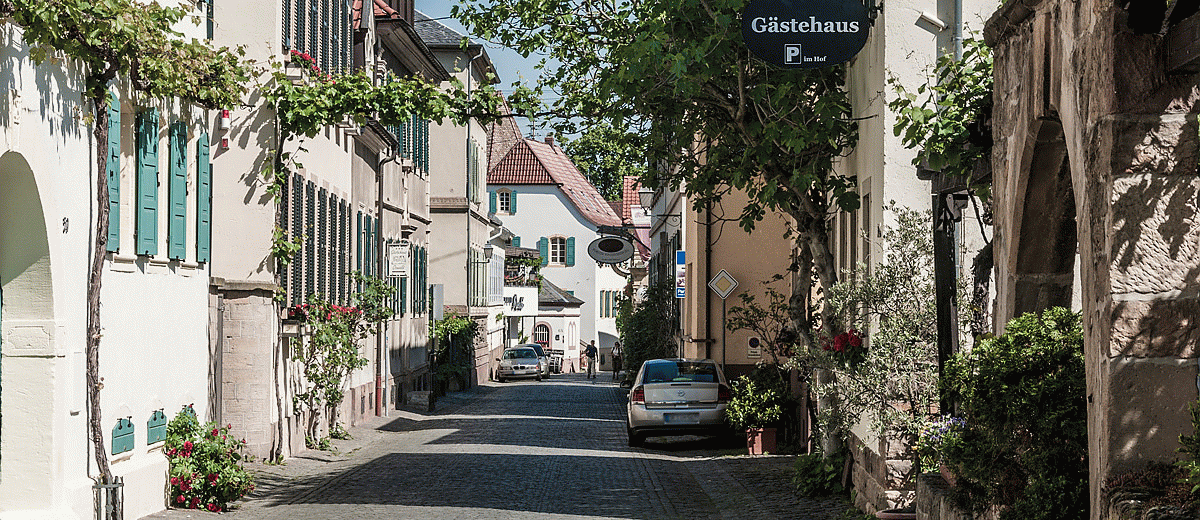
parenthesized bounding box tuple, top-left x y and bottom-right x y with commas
(512, 236, 520, 248)
(566, 237, 576, 266)
(356, 212, 364, 273)
(112, 418, 135, 455)
(510, 190, 517, 214)
(146, 410, 167, 444)
(196, 133, 211, 263)
(136, 109, 159, 256)
(168, 122, 188, 261)
(538, 237, 548, 266)
(106, 92, 121, 252)
(489, 190, 496, 214)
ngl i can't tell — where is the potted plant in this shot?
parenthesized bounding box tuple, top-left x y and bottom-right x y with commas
(725, 373, 787, 455)
(916, 415, 966, 486)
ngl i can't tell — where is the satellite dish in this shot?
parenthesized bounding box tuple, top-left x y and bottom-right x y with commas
(587, 236, 635, 264)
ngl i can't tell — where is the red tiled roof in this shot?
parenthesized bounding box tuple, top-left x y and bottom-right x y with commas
(352, 0, 401, 30)
(489, 138, 622, 228)
(621, 176, 641, 224)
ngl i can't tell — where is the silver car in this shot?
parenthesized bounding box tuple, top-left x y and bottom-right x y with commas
(626, 358, 731, 447)
(497, 347, 543, 383)
(516, 343, 552, 377)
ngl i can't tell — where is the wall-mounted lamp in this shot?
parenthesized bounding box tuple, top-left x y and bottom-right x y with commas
(470, 245, 495, 264)
(637, 187, 682, 226)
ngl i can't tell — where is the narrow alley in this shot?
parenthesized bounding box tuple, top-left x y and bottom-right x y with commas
(142, 374, 849, 520)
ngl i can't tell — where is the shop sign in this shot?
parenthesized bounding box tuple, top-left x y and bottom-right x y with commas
(742, 0, 872, 68)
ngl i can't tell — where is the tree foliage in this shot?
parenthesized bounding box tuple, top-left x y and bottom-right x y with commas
(455, 0, 861, 344)
(560, 121, 647, 201)
(617, 282, 679, 380)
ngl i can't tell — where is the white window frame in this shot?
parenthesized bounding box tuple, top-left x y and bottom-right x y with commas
(549, 236, 567, 265)
(497, 189, 511, 214)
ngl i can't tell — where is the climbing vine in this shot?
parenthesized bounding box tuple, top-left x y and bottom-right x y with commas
(0, 0, 253, 500)
(889, 37, 994, 198)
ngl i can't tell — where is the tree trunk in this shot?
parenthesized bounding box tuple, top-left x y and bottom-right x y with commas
(88, 92, 118, 518)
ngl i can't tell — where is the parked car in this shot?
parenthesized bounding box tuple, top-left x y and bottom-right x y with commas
(497, 346, 544, 383)
(626, 358, 731, 447)
(517, 342, 552, 377)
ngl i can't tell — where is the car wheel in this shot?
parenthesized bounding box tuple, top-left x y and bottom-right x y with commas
(627, 427, 643, 447)
(536, 373, 542, 381)
(498, 377, 506, 383)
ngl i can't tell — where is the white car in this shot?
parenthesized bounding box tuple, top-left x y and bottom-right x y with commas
(626, 358, 731, 447)
(496, 347, 544, 383)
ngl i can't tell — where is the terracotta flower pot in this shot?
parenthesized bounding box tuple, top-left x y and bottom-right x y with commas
(746, 427, 777, 455)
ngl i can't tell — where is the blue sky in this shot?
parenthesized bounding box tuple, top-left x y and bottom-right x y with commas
(415, 1, 550, 137)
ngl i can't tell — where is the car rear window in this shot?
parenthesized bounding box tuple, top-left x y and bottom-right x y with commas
(641, 361, 718, 383)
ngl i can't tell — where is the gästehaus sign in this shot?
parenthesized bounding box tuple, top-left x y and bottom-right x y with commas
(742, 0, 871, 68)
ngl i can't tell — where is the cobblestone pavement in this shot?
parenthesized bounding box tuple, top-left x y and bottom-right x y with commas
(142, 373, 852, 520)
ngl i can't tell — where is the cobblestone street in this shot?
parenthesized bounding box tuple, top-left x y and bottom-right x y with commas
(142, 373, 851, 520)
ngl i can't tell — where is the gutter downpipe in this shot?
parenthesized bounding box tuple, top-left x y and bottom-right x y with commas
(464, 47, 485, 369)
(377, 152, 399, 416)
(954, 0, 963, 60)
(705, 201, 713, 361)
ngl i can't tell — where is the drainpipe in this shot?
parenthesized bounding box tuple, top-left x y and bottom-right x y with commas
(376, 152, 399, 416)
(953, 0, 963, 59)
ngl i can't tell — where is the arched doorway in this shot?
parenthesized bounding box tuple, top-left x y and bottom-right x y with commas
(0, 151, 56, 508)
(1009, 119, 1079, 318)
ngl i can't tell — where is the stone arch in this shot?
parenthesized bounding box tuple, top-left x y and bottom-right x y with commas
(1006, 119, 1080, 319)
(0, 150, 57, 508)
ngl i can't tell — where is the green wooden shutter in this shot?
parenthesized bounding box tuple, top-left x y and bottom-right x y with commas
(566, 237, 576, 266)
(356, 211, 364, 273)
(512, 236, 520, 248)
(538, 237, 548, 266)
(106, 92, 121, 252)
(112, 418, 135, 455)
(489, 190, 496, 214)
(136, 108, 159, 256)
(510, 190, 517, 215)
(305, 181, 315, 299)
(290, 174, 304, 304)
(196, 133, 212, 263)
(168, 122, 188, 261)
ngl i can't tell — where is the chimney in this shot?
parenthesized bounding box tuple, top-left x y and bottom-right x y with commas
(544, 135, 554, 146)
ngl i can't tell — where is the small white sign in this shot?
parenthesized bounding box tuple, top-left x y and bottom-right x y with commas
(388, 240, 410, 278)
(747, 337, 762, 358)
(708, 269, 739, 300)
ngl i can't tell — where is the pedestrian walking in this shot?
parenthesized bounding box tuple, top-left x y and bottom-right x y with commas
(611, 341, 623, 381)
(584, 340, 598, 379)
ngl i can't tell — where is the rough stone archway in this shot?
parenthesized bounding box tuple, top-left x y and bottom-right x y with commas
(987, 1, 1200, 516)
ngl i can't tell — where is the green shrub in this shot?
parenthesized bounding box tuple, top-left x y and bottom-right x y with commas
(940, 307, 1087, 520)
(793, 452, 846, 497)
(165, 407, 254, 511)
(725, 368, 790, 431)
(618, 282, 679, 380)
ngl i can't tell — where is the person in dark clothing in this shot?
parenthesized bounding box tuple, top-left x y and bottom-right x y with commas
(584, 341, 598, 379)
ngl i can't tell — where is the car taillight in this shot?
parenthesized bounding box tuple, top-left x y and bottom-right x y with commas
(631, 386, 645, 404)
(718, 384, 731, 403)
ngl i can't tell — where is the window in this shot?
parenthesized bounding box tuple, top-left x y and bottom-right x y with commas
(600, 290, 622, 318)
(550, 237, 566, 264)
(533, 324, 551, 347)
(497, 190, 510, 213)
(282, 0, 351, 75)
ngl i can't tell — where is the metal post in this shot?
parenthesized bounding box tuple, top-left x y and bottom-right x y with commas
(721, 297, 727, 371)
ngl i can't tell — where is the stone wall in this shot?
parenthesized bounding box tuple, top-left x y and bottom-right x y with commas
(985, 1, 1200, 517)
(850, 432, 916, 513)
(915, 474, 975, 520)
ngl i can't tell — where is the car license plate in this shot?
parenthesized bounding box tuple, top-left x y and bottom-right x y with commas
(664, 413, 699, 424)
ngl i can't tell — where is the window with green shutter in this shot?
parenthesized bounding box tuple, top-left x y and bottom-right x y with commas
(566, 237, 576, 267)
(147, 409, 167, 444)
(168, 121, 188, 261)
(317, 188, 328, 296)
(106, 91, 121, 252)
(489, 190, 496, 214)
(510, 190, 518, 214)
(304, 181, 316, 300)
(538, 237, 548, 266)
(290, 174, 304, 305)
(512, 236, 520, 248)
(135, 108, 159, 256)
(196, 132, 212, 264)
(112, 418, 134, 455)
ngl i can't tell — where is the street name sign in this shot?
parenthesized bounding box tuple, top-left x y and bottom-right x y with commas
(742, 0, 872, 68)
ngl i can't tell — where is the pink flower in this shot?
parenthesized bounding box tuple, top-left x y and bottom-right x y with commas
(208, 473, 219, 484)
(833, 334, 847, 352)
(170, 477, 180, 486)
(207, 503, 220, 512)
(176, 495, 185, 504)
(212, 428, 220, 437)
(183, 441, 193, 450)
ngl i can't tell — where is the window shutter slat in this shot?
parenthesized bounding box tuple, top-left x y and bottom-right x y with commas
(566, 237, 575, 267)
(196, 132, 212, 263)
(168, 122, 188, 261)
(106, 92, 121, 252)
(136, 108, 159, 256)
